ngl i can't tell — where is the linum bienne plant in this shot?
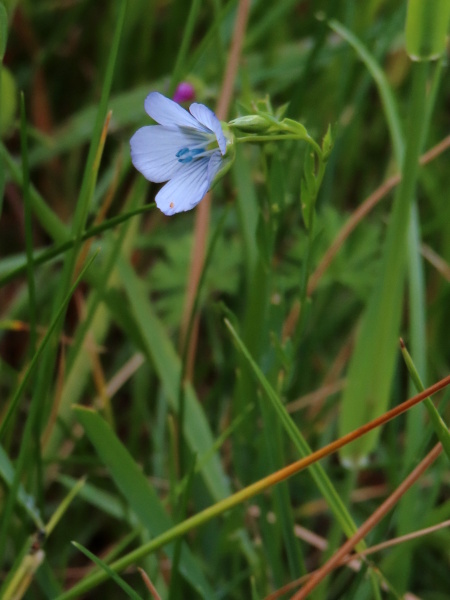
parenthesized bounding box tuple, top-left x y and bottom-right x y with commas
(130, 92, 333, 221)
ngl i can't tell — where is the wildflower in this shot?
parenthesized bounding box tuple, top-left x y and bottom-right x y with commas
(173, 81, 196, 104)
(130, 92, 234, 215)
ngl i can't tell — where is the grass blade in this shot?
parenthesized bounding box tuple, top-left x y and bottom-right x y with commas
(117, 256, 230, 501)
(74, 406, 214, 598)
(72, 541, 143, 600)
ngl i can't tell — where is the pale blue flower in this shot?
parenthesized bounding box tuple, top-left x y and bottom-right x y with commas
(130, 92, 234, 215)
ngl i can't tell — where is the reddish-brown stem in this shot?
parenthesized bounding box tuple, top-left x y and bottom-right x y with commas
(290, 442, 443, 599)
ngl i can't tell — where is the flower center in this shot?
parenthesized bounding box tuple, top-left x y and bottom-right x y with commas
(176, 147, 206, 164)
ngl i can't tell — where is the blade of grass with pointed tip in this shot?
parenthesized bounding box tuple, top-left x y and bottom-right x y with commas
(223, 318, 363, 546)
(328, 19, 403, 164)
(74, 406, 214, 598)
(401, 341, 450, 460)
(72, 542, 143, 600)
(117, 256, 230, 502)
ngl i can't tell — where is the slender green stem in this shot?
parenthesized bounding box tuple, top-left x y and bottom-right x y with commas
(296, 150, 326, 338)
(20, 92, 45, 514)
(236, 133, 322, 156)
(0, 203, 155, 287)
(0, 3, 8, 220)
(0, 142, 68, 244)
(401, 340, 450, 459)
(19, 93, 36, 356)
(235, 128, 327, 324)
(168, 0, 202, 96)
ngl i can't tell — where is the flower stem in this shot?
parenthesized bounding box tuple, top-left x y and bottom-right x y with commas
(236, 133, 322, 156)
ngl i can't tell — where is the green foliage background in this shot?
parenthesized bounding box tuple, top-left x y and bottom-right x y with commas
(0, 1, 449, 599)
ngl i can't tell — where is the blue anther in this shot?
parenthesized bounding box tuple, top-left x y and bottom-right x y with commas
(176, 147, 205, 163)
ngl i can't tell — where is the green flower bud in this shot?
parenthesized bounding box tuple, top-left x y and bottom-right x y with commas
(228, 115, 272, 133)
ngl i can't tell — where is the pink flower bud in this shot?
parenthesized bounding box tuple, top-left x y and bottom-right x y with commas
(173, 82, 196, 104)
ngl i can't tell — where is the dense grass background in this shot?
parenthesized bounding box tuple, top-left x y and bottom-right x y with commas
(1, 1, 449, 598)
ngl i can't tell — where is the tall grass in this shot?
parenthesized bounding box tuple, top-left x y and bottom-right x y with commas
(1, 1, 449, 599)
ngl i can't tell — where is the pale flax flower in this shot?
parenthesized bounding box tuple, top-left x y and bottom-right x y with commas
(130, 92, 234, 215)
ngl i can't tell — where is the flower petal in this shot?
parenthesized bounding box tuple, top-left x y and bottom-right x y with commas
(155, 158, 210, 215)
(189, 103, 226, 155)
(130, 125, 207, 183)
(144, 92, 205, 130)
(207, 150, 225, 186)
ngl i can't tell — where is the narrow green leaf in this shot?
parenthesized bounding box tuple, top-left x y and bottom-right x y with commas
(1, 478, 85, 600)
(20, 92, 37, 355)
(0, 203, 155, 287)
(74, 406, 214, 598)
(46, 477, 86, 536)
(71, 0, 126, 240)
(58, 474, 140, 524)
(0, 3, 7, 60)
(72, 542, 143, 600)
(329, 19, 403, 165)
(224, 318, 364, 546)
(338, 61, 430, 464)
(0, 444, 42, 526)
(401, 340, 450, 460)
(0, 251, 98, 442)
(168, 0, 202, 96)
(117, 256, 230, 502)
